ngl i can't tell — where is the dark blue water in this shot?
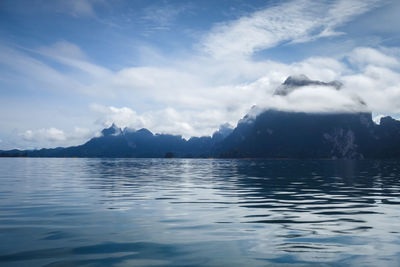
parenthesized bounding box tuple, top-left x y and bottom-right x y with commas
(1, 159, 400, 266)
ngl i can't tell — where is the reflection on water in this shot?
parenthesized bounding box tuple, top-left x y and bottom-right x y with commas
(1, 158, 400, 266)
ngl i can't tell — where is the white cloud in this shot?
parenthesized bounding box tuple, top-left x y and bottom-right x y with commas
(348, 47, 399, 68)
(342, 69, 400, 113)
(18, 126, 93, 148)
(90, 104, 145, 129)
(90, 104, 232, 138)
(7, 37, 400, 117)
(5, 39, 400, 145)
(71, 127, 92, 140)
(38, 41, 88, 60)
(0, 43, 85, 94)
(273, 86, 367, 113)
(202, 0, 381, 58)
(37, 41, 112, 80)
(373, 114, 385, 124)
(22, 128, 66, 142)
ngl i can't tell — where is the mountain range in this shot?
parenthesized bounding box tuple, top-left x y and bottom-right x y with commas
(2, 75, 400, 159)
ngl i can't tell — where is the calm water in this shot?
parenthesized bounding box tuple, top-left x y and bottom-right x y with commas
(1, 159, 400, 266)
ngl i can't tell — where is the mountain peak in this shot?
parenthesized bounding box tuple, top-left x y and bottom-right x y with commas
(275, 75, 343, 96)
(283, 74, 311, 86)
(212, 123, 234, 140)
(136, 128, 153, 136)
(380, 116, 400, 126)
(101, 123, 122, 136)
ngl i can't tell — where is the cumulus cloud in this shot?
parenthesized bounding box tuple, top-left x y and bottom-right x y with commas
(342, 49, 400, 113)
(273, 86, 367, 113)
(202, 0, 381, 58)
(18, 127, 93, 148)
(90, 104, 234, 138)
(22, 128, 66, 142)
(348, 47, 399, 68)
(90, 104, 145, 129)
(5, 40, 400, 144)
(70, 127, 93, 140)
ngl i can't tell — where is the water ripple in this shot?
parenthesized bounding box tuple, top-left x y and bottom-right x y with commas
(1, 158, 400, 266)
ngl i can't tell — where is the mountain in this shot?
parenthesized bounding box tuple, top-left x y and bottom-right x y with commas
(218, 109, 399, 159)
(213, 75, 400, 159)
(9, 124, 230, 158)
(2, 110, 399, 159)
(274, 75, 343, 96)
(2, 75, 400, 159)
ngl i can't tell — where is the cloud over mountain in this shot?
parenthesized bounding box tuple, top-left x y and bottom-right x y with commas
(274, 74, 343, 96)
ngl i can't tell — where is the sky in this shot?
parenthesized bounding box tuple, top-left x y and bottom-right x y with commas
(1, 0, 400, 149)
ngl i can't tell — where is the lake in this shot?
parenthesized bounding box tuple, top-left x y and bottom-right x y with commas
(1, 158, 400, 266)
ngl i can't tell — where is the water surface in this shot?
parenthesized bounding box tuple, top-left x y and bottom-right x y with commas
(1, 158, 400, 266)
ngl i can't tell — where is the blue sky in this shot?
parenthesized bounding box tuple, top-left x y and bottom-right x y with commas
(1, 0, 400, 149)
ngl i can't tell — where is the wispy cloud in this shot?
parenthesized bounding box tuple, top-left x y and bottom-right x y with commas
(141, 2, 190, 31)
(53, 0, 105, 18)
(38, 41, 88, 60)
(0, 43, 84, 94)
(202, 0, 381, 58)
